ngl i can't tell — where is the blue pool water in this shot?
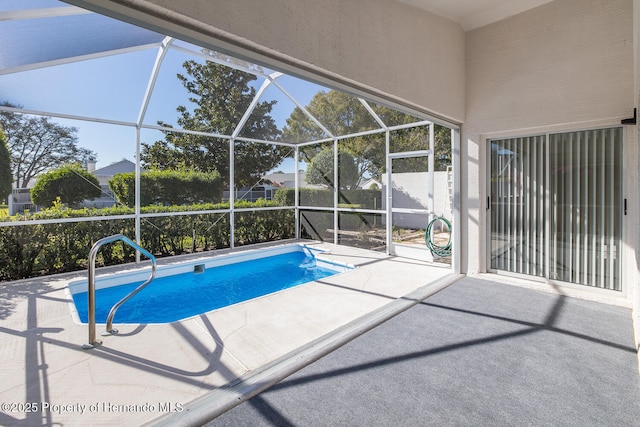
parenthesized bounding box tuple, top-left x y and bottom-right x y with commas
(72, 250, 342, 324)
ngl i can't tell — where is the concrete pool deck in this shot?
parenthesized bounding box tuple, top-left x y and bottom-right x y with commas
(0, 241, 455, 426)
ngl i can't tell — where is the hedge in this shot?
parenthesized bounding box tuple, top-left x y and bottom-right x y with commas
(109, 169, 223, 207)
(0, 188, 383, 281)
(276, 187, 383, 209)
(276, 188, 384, 238)
(0, 200, 294, 282)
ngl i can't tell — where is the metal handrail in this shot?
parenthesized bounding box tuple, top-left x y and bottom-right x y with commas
(83, 234, 156, 349)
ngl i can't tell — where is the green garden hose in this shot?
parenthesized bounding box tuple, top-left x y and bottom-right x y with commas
(425, 216, 452, 258)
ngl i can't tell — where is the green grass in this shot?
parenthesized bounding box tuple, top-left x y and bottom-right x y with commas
(0, 204, 8, 217)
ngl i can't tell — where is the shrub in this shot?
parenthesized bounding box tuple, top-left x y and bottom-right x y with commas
(275, 187, 382, 210)
(109, 169, 222, 207)
(234, 199, 294, 246)
(0, 222, 46, 280)
(30, 164, 101, 208)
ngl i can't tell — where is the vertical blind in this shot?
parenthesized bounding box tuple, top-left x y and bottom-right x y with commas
(490, 135, 546, 277)
(549, 128, 622, 290)
(490, 127, 622, 291)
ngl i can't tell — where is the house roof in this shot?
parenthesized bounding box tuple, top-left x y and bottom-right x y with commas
(93, 159, 137, 176)
(263, 172, 302, 184)
(263, 171, 324, 189)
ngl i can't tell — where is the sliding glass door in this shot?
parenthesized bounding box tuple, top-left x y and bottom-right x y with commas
(490, 135, 546, 277)
(548, 128, 623, 290)
(489, 127, 623, 291)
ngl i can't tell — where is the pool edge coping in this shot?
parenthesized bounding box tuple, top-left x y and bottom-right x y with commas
(64, 241, 355, 326)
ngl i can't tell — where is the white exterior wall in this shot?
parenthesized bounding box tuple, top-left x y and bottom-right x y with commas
(381, 171, 452, 228)
(634, 0, 640, 354)
(71, 0, 466, 124)
(463, 0, 635, 286)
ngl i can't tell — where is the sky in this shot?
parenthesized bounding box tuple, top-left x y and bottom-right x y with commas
(0, 0, 330, 172)
(0, 43, 324, 172)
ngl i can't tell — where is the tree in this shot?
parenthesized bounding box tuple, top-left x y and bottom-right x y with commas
(141, 60, 290, 187)
(285, 91, 385, 182)
(283, 90, 452, 181)
(305, 147, 359, 190)
(283, 90, 377, 143)
(0, 102, 96, 188)
(0, 127, 11, 201)
(30, 164, 101, 208)
(433, 124, 452, 171)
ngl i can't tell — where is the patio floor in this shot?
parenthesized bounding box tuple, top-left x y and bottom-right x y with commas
(0, 241, 455, 426)
(2, 240, 638, 426)
(186, 276, 639, 426)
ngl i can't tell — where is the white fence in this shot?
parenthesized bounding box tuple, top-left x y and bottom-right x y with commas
(381, 170, 453, 229)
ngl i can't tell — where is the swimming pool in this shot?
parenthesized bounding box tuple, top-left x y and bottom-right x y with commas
(68, 244, 353, 324)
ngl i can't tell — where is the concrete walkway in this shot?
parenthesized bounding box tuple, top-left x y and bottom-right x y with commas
(204, 276, 640, 426)
(0, 241, 453, 426)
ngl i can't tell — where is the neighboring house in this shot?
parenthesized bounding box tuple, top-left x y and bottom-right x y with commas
(84, 159, 137, 208)
(223, 171, 323, 202)
(263, 171, 323, 189)
(359, 178, 381, 190)
(8, 188, 39, 216)
(222, 184, 278, 203)
(90, 159, 137, 186)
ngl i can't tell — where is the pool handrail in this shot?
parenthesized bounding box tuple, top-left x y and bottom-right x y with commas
(83, 234, 156, 349)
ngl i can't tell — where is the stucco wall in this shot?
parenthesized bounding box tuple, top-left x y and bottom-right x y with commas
(381, 171, 453, 226)
(634, 0, 640, 353)
(70, 0, 465, 124)
(462, 0, 634, 275)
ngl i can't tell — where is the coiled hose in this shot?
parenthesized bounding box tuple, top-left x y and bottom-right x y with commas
(425, 216, 452, 258)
